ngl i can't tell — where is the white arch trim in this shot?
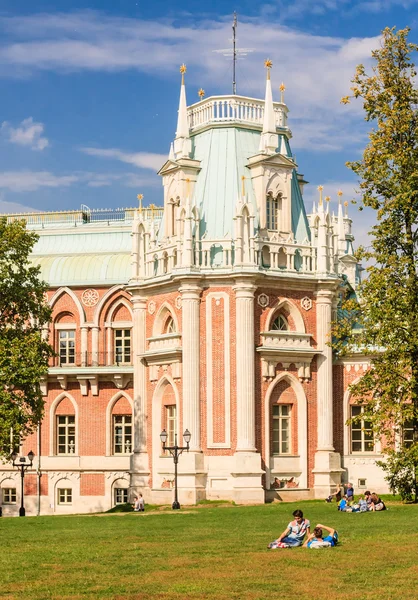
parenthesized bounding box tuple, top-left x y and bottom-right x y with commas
(49, 392, 79, 456)
(107, 297, 133, 323)
(105, 391, 134, 456)
(49, 287, 86, 324)
(152, 301, 179, 337)
(264, 372, 308, 489)
(266, 172, 286, 197)
(265, 298, 305, 333)
(151, 375, 180, 489)
(93, 284, 126, 326)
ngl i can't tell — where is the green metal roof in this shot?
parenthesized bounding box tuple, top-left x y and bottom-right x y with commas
(191, 126, 311, 243)
(31, 229, 131, 286)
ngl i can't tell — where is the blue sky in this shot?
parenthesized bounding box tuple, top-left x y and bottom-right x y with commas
(1, 0, 418, 245)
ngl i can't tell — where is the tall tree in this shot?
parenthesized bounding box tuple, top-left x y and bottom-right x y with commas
(0, 217, 53, 458)
(335, 27, 418, 502)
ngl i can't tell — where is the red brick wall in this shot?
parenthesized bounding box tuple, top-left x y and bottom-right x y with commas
(24, 473, 48, 496)
(80, 473, 105, 496)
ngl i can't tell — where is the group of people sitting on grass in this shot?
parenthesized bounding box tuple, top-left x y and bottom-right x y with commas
(268, 509, 338, 550)
(326, 483, 386, 512)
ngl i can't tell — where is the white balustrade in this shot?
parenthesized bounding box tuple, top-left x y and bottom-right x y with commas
(260, 331, 312, 349)
(188, 95, 288, 132)
(147, 334, 182, 352)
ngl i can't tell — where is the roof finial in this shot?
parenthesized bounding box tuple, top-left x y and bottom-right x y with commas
(180, 63, 186, 85)
(137, 193, 144, 213)
(198, 88, 205, 99)
(337, 189, 343, 204)
(279, 82, 286, 103)
(186, 177, 191, 198)
(241, 175, 246, 197)
(317, 185, 324, 206)
(344, 200, 349, 217)
(264, 58, 273, 81)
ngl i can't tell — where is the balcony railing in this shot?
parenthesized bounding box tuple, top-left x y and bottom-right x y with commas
(49, 352, 133, 368)
(260, 331, 312, 349)
(187, 95, 289, 132)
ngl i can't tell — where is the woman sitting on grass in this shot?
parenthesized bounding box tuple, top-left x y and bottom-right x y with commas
(268, 509, 310, 549)
(369, 493, 386, 511)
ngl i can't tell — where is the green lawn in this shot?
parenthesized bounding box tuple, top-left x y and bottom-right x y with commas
(1, 499, 418, 600)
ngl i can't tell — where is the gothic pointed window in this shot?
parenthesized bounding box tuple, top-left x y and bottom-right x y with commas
(163, 316, 176, 334)
(271, 314, 288, 331)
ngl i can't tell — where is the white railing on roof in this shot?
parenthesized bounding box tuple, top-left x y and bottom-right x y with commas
(187, 95, 288, 132)
(3, 207, 164, 229)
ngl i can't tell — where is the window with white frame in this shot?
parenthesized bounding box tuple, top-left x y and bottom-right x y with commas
(272, 404, 291, 454)
(351, 406, 374, 452)
(164, 316, 176, 334)
(166, 405, 177, 448)
(3, 488, 17, 504)
(57, 488, 72, 504)
(114, 488, 128, 505)
(59, 330, 75, 365)
(266, 194, 278, 230)
(271, 314, 288, 331)
(113, 415, 132, 454)
(114, 329, 131, 365)
(402, 420, 414, 448)
(57, 415, 76, 455)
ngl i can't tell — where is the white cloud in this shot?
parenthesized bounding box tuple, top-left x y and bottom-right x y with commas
(0, 192, 38, 214)
(80, 147, 166, 171)
(0, 170, 160, 193)
(0, 11, 383, 152)
(1, 117, 49, 150)
(0, 171, 78, 192)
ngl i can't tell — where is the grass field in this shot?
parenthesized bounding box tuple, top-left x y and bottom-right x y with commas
(1, 498, 418, 600)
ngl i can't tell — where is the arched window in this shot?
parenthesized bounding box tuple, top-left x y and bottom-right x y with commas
(271, 314, 288, 331)
(266, 192, 278, 230)
(163, 315, 176, 334)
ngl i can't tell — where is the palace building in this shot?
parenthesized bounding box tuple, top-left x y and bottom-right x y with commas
(0, 63, 388, 516)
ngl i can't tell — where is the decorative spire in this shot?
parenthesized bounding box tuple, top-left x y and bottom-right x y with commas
(198, 88, 205, 99)
(337, 190, 345, 253)
(168, 142, 174, 161)
(259, 59, 278, 154)
(137, 194, 144, 215)
(279, 82, 286, 103)
(174, 63, 191, 159)
(344, 200, 349, 217)
(241, 175, 246, 198)
(317, 185, 324, 207)
(180, 63, 186, 84)
(325, 195, 330, 214)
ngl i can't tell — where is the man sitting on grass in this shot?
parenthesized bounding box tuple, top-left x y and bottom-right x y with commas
(268, 509, 310, 549)
(303, 524, 338, 549)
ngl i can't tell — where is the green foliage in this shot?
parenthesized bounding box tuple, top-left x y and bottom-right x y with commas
(378, 447, 418, 501)
(0, 217, 53, 457)
(334, 27, 418, 501)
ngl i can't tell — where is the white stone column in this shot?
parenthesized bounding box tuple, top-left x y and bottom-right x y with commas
(232, 279, 264, 504)
(91, 326, 99, 366)
(132, 294, 147, 454)
(313, 286, 342, 497)
(316, 289, 334, 451)
(130, 292, 150, 494)
(234, 280, 257, 451)
(80, 326, 88, 366)
(180, 281, 201, 451)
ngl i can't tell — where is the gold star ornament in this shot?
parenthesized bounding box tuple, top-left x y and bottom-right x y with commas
(264, 58, 273, 69)
(180, 63, 186, 84)
(198, 88, 205, 99)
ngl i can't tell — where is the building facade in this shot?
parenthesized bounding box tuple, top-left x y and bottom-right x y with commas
(0, 65, 389, 516)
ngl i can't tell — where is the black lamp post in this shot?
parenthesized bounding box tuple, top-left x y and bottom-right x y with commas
(11, 450, 35, 517)
(160, 429, 191, 510)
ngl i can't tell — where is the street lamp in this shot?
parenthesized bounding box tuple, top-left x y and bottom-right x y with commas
(11, 450, 35, 517)
(160, 429, 191, 510)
